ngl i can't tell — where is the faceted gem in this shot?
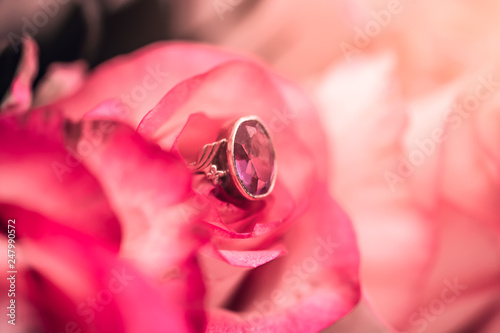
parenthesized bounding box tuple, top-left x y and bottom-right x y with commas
(233, 120, 275, 197)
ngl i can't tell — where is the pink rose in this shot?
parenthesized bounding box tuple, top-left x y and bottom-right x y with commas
(1, 38, 360, 332)
(164, 1, 500, 331)
(315, 53, 500, 333)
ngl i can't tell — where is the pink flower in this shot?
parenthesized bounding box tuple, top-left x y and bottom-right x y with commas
(165, 1, 500, 331)
(0, 38, 360, 332)
(315, 53, 500, 333)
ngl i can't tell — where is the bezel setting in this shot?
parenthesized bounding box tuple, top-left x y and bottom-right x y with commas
(226, 116, 277, 201)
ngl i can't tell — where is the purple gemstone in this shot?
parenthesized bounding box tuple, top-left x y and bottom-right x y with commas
(233, 119, 275, 197)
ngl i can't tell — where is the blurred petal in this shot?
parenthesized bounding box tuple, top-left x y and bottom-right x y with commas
(409, 210, 500, 333)
(201, 243, 288, 268)
(0, 37, 38, 113)
(324, 300, 392, 333)
(63, 118, 206, 329)
(315, 54, 437, 328)
(0, 108, 120, 246)
(438, 73, 500, 235)
(34, 61, 88, 107)
(55, 42, 242, 125)
(0, 206, 199, 333)
(404, 71, 500, 333)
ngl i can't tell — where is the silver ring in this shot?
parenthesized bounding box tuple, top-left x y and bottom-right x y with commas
(190, 116, 277, 200)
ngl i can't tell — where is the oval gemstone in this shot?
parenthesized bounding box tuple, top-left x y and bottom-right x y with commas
(233, 119, 275, 197)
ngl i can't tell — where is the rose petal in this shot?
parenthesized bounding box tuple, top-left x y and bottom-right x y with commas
(324, 300, 393, 333)
(270, 75, 330, 181)
(63, 118, 193, 262)
(199, 181, 295, 239)
(197, 243, 289, 307)
(0, 108, 120, 246)
(315, 54, 438, 329)
(401, 210, 500, 333)
(438, 75, 500, 235)
(401, 74, 500, 332)
(0, 37, 38, 113)
(0, 206, 201, 333)
(63, 117, 206, 327)
(54, 42, 241, 126)
(171, 112, 224, 162)
(207, 186, 360, 332)
(202, 243, 288, 269)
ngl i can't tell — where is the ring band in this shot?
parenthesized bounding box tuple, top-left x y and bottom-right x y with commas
(190, 116, 277, 200)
